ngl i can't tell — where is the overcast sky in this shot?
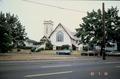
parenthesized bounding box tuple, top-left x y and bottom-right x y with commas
(0, 0, 120, 41)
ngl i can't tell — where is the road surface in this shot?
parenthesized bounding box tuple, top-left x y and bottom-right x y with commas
(0, 57, 120, 79)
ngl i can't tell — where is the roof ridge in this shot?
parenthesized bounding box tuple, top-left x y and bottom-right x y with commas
(49, 23, 79, 40)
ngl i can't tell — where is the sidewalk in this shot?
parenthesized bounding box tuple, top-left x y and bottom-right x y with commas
(0, 53, 119, 61)
(0, 53, 80, 61)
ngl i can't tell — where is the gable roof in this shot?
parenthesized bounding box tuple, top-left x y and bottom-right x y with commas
(26, 39, 37, 43)
(40, 35, 49, 42)
(49, 23, 79, 40)
(25, 38, 40, 45)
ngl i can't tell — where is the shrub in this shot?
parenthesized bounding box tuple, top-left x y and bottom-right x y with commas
(83, 46, 89, 51)
(18, 46, 32, 49)
(31, 47, 36, 52)
(61, 45, 70, 50)
(45, 40, 53, 50)
(17, 48, 21, 52)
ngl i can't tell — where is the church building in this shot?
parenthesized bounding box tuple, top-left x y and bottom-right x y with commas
(43, 20, 80, 50)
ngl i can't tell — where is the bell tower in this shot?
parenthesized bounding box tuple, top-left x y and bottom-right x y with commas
(44, 20, 53, 38)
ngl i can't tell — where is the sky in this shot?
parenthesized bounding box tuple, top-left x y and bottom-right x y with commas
(0, 0, 120, 41)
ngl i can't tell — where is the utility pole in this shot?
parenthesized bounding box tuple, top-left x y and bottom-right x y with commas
(102, 3, 106, 60)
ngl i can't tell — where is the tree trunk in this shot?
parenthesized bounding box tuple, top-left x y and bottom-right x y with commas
(117, 42, 120, 51)
(100, 44, 103, 56)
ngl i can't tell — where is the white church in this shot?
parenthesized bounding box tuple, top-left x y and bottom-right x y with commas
(42, 20, 80, 50)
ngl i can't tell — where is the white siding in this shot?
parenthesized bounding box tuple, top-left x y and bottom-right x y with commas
(50, 25, 72, 47)
(44, 20, 53, 38)
(24, 42, 39, 48)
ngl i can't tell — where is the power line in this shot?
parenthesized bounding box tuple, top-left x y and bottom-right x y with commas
(23, 0, 87, 13)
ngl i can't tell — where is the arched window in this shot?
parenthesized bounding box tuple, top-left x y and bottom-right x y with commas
(56, 31, 64, 42)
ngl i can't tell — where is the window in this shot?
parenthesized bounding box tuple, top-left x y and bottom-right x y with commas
(56, 31, 64, 42)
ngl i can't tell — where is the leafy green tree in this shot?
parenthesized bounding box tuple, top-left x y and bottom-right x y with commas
(76, 9, 103, 45)
(0, 12, 27, 53)
(105, 7, 120, 51)
(76, 7, 120, 51)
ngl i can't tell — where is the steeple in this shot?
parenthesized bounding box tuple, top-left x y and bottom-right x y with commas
(44, 20, 53, 38)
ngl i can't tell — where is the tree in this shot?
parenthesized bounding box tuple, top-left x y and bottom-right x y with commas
(76, 7, 120, 51)
(0, 12, 27, 53)
(105, 7, 120, 51)
(76, 9, 102, 45)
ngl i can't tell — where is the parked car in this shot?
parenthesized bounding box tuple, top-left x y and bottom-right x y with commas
(56, 50, 71, 55)
(88, 51, 95, 56)
(106, 50, 120, 56)
(81, 51, 89, 56)
(81, 50, 98, 56)
(105, 50, 112, 55)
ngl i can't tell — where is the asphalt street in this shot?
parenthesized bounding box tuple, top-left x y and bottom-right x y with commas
(0, 57, 120, 79)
